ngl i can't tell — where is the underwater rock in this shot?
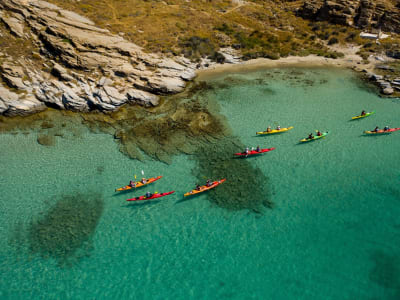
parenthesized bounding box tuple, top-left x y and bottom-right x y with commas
(37, 134, 55, 146)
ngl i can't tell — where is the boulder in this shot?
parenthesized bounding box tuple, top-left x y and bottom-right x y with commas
(1, 14, 25, 37)
(383, 87, 394, 95)
(126, 89, 159, 106)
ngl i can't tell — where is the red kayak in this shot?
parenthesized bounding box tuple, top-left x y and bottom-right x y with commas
(234, 147, 275, 157)
(126, 191, 175, 201)
(365, 127, 400, 134)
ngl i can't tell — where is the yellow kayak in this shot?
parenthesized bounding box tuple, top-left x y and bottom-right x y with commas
(115, 176, 162, 191)
(256, 126, 294, 135)
(184, 179, 226, 197)
(351, 111, 375, 120)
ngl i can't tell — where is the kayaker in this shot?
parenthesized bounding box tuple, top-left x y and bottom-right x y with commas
(196, 184, 201, 191)
(266, 126, 272, 133)
(384, 126, 390, 131)
(129, 180, 135, 187)
(308, 133, 314, 140)
(316, 130, 322, 136)
(141, 178, 147, 184)
(361, 110, 366, 116)
(373, 126, 379, 132)
(256, 145, 260, 152)
(145, 191, 152, 198)
(276, 125, 281, 130)
(206, 179, 212, 187)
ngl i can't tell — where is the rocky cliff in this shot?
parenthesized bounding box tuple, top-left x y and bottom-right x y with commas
(298, 0, 400, 33)
(0, 0, 196, 116)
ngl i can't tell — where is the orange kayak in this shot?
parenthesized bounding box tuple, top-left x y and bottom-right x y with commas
(115, 176, 162, 192)
(184, 179, 226, 197)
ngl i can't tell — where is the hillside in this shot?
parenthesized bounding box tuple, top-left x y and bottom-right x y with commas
(0, 0, 399, 117)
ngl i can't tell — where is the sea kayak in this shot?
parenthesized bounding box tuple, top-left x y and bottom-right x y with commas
(126, 191, 175, 201)
(352, 111, 375, 120)
(364, 127, 400, 134)
(300, 132, 329, 142)
(234, 148, 275, 157)
(115, 176, 162, 191)
(256, 126, 294, 135)
(184, 179, 226, 197)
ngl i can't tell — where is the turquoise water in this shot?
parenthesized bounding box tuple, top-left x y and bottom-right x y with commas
(1, 68, 400, 299)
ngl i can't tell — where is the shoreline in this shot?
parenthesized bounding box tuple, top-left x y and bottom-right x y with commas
(196, 46, 372, 81)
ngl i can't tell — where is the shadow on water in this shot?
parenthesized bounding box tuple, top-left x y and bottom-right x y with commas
(176, 194, 203, 204)
(28, 192, 104, 267)
(124, 200, 161, 208)
(113, 189, 137, 196)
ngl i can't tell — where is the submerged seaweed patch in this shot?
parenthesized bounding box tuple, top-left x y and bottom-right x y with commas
(29, 193, 104, 266)
(37, 133, 56, 146)
(369, 250, 400, 291)
(193, 137, 272, 212)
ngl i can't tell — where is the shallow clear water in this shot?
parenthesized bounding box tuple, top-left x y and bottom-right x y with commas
(1, 68, 400, 299)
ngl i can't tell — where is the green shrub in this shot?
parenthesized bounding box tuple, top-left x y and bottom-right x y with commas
(328, 37, 339, 45)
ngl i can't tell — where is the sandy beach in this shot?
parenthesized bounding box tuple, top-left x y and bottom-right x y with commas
(196, 45, 386, 81)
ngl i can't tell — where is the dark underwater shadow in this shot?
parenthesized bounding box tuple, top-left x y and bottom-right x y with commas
(29, 192, 104, 267)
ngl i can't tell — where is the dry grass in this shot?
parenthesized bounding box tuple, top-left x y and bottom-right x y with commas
(46, 0, 343, 59)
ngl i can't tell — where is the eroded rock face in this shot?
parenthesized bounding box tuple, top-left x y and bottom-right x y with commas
(298, 0, 400, 33)
(0, 0, 196, 116)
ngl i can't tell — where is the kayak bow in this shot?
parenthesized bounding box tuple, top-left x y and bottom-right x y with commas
(364, 127, 400, 134)
(126, 191, 175, 201)
(256, 126, 294, 135)
(300, 132, 329, 142)
(184, 179, 226, 197)
(234, 148, 275, 157)
(115, 176, 162, 192)
(352, 111, 375, 120)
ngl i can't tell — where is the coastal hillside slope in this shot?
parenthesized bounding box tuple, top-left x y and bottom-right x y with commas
(1, 0, 399, 116)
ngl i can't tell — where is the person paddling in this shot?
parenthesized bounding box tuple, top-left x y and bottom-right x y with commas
(316, 130, 322, 136)
(206, 179, 212, 187)
(196, 184, 201, 191)
(266, 126, 272, 133)
(129, 180, 136, 188)
(256, 145, 261, 152)
(276, 125, 281, 130)
(145, 191, 153, 198)
(308, 133, 314, 140)
(384, 126, 390, 131)
(373, 126, 379, 132)
(361, 110, 366, 116)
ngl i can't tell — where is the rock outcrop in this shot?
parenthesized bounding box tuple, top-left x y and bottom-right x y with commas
(0, 0, 196, 116)
(298, 0, 400, 33)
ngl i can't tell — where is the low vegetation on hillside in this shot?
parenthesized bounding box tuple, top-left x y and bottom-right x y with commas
(46, 0, 349, 60)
